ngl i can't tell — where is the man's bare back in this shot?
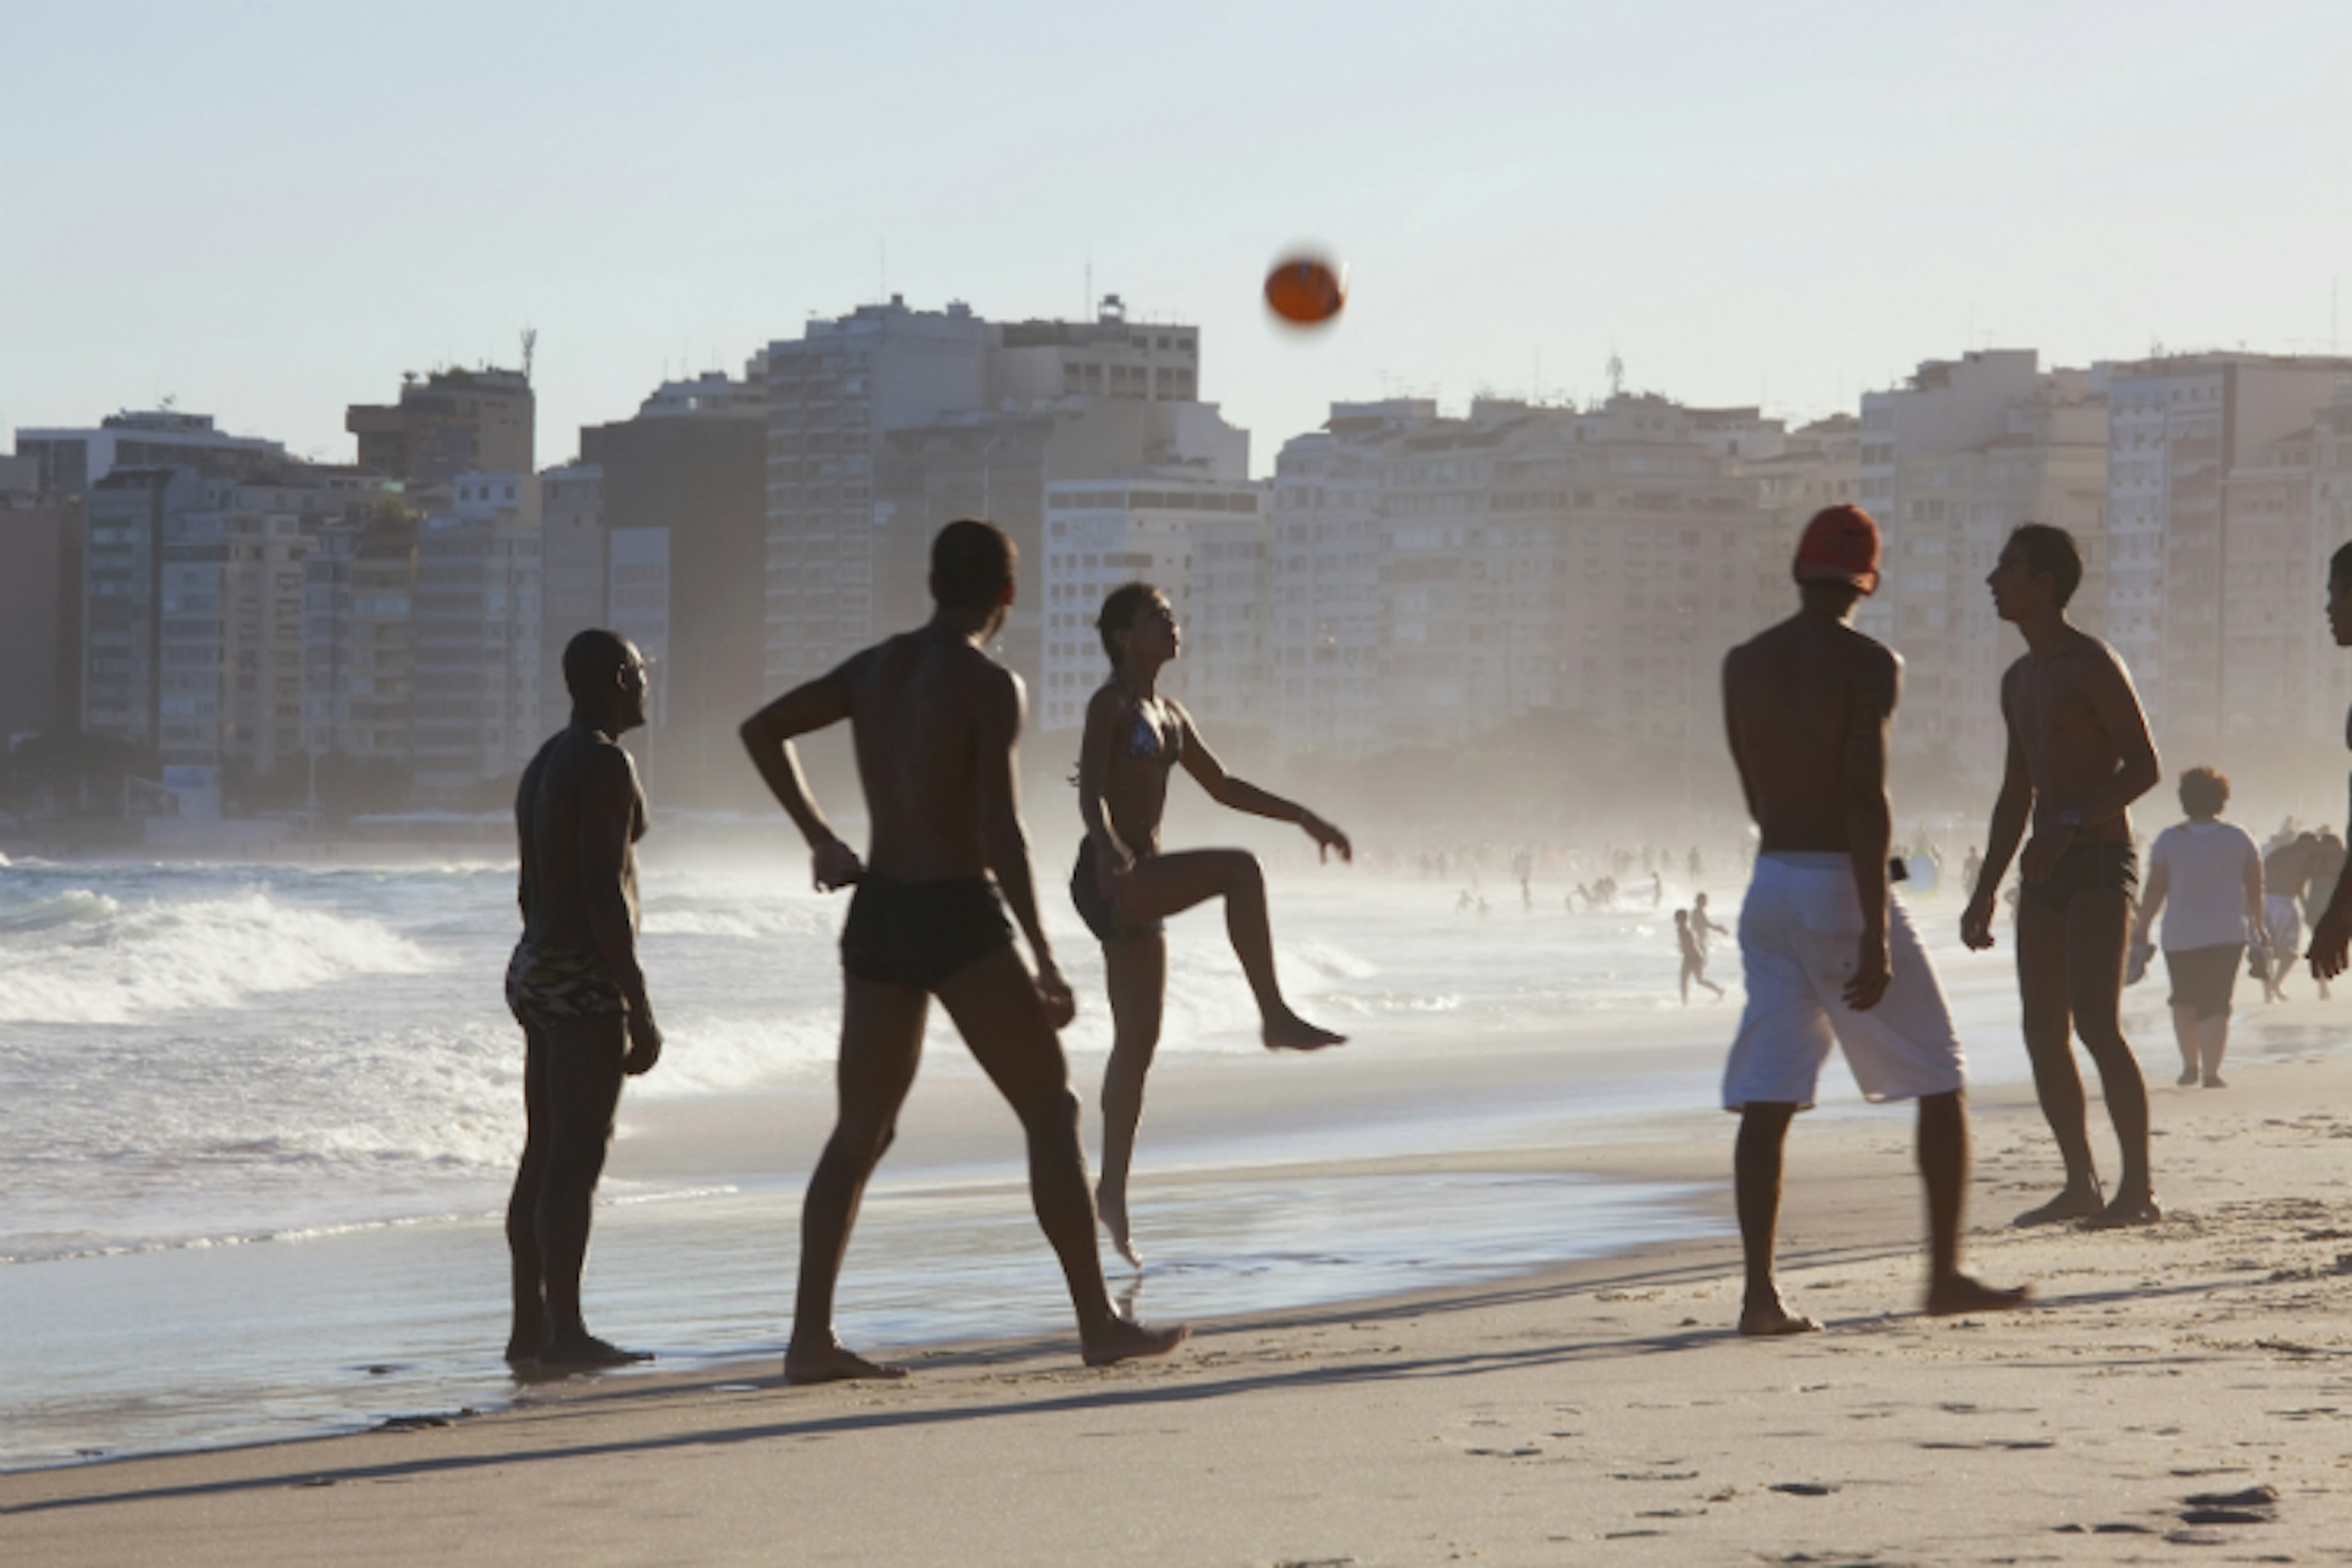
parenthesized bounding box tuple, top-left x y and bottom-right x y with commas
(1724, 615, 1899, 857)
(843, 627, 1014, 882)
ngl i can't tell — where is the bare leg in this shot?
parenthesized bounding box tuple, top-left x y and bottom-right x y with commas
(1917, 1090, 2031, 1316)
(2012, 895, 2104, 1224)
(2067, 887, 2158, 1229)
(2198, 1011, 2230, 1087)
(523, 1014, 645, 1370)
(2170, 1002, 2201, 1086)
(1115, 849, 1343, 1050)
(1734, 1102, 1817, 1335)
(1680, 960, 1693, 1006)
(504, 1023, 551, 1366)
(1096, 932, 1167, 1268)
(785, 978, 927, 1384)
(937, 948, 1188, 1368)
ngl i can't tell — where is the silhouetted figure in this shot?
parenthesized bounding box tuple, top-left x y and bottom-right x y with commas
(1074, 582, 1351, 1268)
(2260, 833, 2320, 1003)
(2313, 546, 2352, 990)
(739, 521, 1186, 1380)
(1721, 506, 2026, 1334)
(2307, 829, 2346, 999)
(503, 629, 663, 1373)
(2133, 767, 2262, 1089)
(1962, 846, 1984, 902)
(1690, 891, 1726, 956)
(1676, 909, 1723, 1005)
(1962, 524, 2162, 1229)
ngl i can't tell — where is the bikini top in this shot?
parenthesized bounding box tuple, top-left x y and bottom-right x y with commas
(1125, 704, 1183, 767)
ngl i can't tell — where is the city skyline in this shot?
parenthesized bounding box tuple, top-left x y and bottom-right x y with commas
(7, 2, 2350, 479)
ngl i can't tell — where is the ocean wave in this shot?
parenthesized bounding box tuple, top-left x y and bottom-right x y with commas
(641, 903, 835, 941)
(0, 889, 434, 1023)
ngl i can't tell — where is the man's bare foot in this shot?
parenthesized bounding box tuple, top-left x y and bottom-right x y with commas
(2201, 1075, 2228, 1089)
(1080, 1317, 1191, 1368)
(534, 1333, 652, 1372)
(2012, 1184, 2104, 1227)
(1098, 1183, 1143, 1270)
(503, 1336, 540, 1370)
(2177, 1067, 2199, 1087)
(783, 1340, 910, 1384)
(1738, 1291, 1821, 1336)
(2081, 1191, 2162, 1230)
(1924, 1274, 2034, 1317)
(1263, 1010, 1346, 1052)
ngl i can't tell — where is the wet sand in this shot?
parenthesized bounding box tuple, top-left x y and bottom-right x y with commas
(10, 1037, 2352, 1563)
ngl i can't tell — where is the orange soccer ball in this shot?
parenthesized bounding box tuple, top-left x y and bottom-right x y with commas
(1264, 253, 1347, 327)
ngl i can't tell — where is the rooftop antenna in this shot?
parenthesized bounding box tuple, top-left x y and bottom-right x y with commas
(1606, 350, 1625, 399)
(1085, 254, 1093, 321)
(879, 240, 887, 304)
(521, 328, 537, 384)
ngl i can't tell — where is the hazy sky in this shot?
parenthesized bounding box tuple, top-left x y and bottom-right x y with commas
(6, 1, 2349, 475)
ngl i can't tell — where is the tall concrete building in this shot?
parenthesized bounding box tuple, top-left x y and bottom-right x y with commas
(304, 501, 421, 773)
(764, 296, 1240, 691)
(1036, 477, 1269, 736)
(347, 368, 535, 500)
(80, 467, 205, 758)
(2103, 353, 2352, 745)
(537, 462, 605, 736)
(16, 410, 285, 496)
(1264, 393, 1777, 764)
(1856, 351, 2108, 785)
(0, 458, 80, 747)
(580, 371, 767, 804)
(409, 475, 541, 797)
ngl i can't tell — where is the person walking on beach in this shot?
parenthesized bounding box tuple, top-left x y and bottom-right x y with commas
(2307, 829, 2345, 999)
(2308, 545, 2352, 989)
(2259, 833, 2318, 1003)
(1721, 505, 2027, 1335)
(739, 521, 1187, 1381)
(1675, 909, 1723, 1005)
(1690, 891, 1726, 955)
(503, 629, 664, 1371)
(1076, 582, 1352, 1267)
(2132, 767, 2263, 1090)
(1961, 524, 2163, 1229)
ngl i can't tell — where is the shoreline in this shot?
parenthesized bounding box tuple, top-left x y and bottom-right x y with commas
(12, 1055, 2352, 1560)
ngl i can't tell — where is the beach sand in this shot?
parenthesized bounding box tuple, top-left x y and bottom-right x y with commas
(11, 1034, 2352, 1564)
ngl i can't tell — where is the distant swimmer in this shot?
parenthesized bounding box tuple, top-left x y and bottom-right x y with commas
(1077, 582, 1351, 1267)
(503, 630, 663, 1372)
(2310, 546, 2352, 992)
(2260, 833, 2318, 1003)
(1675, 910, 1724, 1005)
(1962, 524, 2162, 1229)
(739, 521, 1186, 1379)
(1721, 506, 2027, 1334)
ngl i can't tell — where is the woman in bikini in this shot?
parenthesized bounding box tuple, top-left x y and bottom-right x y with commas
(1076, 582, 1351, 1267)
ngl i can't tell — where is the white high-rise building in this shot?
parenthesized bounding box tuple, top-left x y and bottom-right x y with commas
(410, 474, 541, 796)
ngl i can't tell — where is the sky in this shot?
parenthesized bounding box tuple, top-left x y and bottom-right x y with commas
(6, 1, 2350, 475)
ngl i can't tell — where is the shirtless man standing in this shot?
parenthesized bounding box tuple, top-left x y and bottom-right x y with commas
(1961, 524, 2163, 1229)
(2305, 545, 2352, 987)
(505, 629, 663, 1371)
(1721, 505, 2026, 1334)
(739, 519, 1188, 1381)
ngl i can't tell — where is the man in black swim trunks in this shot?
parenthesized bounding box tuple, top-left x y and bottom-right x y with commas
(739, 519, 1188, 1381)
(505, 628, 663, 1371)
(1962, 525, 2163, 1229)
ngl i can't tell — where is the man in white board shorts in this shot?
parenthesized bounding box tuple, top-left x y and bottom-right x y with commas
(1720, 505, 2029, 1335)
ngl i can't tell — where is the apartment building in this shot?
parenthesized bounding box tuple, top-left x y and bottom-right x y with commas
(537, 464, 605, 736)
(409, 475, 541, 796)
(0, 458, 80, 746)
(16, 410, 285, 497)
(347, 367, 535, 501)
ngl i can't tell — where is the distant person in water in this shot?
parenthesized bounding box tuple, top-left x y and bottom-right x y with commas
(1721, 506, 2026, 1334)
(503, 629, 663, 1372)
(2310, 545, 2352, 992)
(739, 521, 1185, 1379)
(2307, 829, 2346, 999)
(1962, 524, 2162, 1228)
(2132, 766, 2262, 1089)
(1675, 909, 1723, 1005)
(1077, 582, 1352, 1268)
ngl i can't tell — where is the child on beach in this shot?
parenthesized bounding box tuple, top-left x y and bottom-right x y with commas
(1675, 908, 1723, 1005)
